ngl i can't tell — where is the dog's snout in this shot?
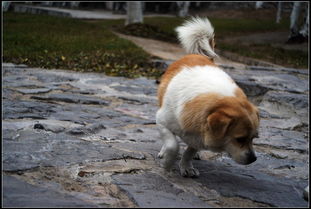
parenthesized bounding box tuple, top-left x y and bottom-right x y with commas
(246, 151, 257, 164)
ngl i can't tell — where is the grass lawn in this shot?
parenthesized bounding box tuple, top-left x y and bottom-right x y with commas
(3, 12, 161, 78)
(217, 42, 308, 68)
(3, 11, 308, 77)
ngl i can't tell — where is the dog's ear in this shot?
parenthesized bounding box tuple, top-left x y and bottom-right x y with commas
(207, 111, 232, 139)
(249, 103, 260, 125)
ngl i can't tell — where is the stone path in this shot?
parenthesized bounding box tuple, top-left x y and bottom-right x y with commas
(2, 62, 309, 207)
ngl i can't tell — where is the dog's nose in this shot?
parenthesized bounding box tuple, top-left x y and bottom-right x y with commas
(246, 152, 257, 164)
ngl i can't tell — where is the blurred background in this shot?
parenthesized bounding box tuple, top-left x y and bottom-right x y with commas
(3, 1, 309, 78)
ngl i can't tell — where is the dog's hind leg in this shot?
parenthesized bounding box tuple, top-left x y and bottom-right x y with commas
(157, 124, 179, 171)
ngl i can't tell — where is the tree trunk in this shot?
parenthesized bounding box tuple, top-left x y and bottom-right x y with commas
(299, 4, 309, 37)
(276, 2, 282, 23)
(290, 2, 301, 36)
(105, 2, 113, 10)
(176, 2, 190, 17)
(287, 2, 308, 43)
(2, 1, 11, 11)
(126, 2, 143, 26)
(255, 1, 264, 9)
(70, 2, 80, 9)
(40, 2, 50, 6)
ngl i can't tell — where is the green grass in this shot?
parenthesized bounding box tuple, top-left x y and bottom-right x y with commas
(3, 12, 162, 78)
(218, 43, 308, 68)
(96, 16, 307, 69)
(206, 18, 307, 68)
(210, 17, 290, 37)
(3, 12, 308, 75)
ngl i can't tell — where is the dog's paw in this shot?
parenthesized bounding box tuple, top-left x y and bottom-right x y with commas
(180, 167, 200, 178)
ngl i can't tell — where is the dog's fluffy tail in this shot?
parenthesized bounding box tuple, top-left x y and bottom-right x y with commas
(175, 17, 218, 58)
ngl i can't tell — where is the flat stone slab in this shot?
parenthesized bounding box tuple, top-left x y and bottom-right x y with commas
(15, 87, 52, 94)
(3, 99, 58, 120)
(2, 63, 309, 207)
(3, 175, 98, 207)
(194, 160, 308, 207)
(3, 128, 146, 172)
(113, 172, 211, 208)
(31, 93, 110, 105)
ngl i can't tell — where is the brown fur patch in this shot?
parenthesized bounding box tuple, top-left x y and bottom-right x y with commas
(180, 93, 221, 133)
(180, 92, 259, 144)
(157, 54, 215, 107)
(234, 87, 247, 99)
(207, 111, 233, 140)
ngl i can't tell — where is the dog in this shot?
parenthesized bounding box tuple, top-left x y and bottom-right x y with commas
(156, 17, 260, 177)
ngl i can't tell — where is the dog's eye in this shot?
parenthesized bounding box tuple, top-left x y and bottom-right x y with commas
(236, 137, 247, 144)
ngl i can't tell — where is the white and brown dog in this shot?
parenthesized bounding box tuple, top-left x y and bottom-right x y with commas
(156, 17, 260, 177)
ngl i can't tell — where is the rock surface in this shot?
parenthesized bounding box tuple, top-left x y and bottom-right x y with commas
(2, 63, 309, 207)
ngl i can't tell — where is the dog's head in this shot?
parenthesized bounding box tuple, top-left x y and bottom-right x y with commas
(205, 98, 259, 165)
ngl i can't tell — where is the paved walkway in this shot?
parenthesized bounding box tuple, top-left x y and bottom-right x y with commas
(114, 31, 283, 68)
(3, 62, 309, 207)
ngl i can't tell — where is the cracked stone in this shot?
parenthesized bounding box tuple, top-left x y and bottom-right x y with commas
(112, 172, 211, 207)
(3, 129, 147, 172)
(31, 93, 110, 105)
(3, 99, 57, 120)
(35, 73, 78, 83)
(194, 160, 308, 207)
(255, 127, 308, 153)
(15, 88, 52, 94)
(2, 62, 308, 207)
(67, 123, 106, 135)
(3, 175, 97, 207)
(260, 117, 302, 130)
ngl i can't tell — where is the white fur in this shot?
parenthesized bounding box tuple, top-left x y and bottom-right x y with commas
(156, 17, 237, 176)
(175, 17, 218, 58)
(156, 65, 238, 174)
(157, 65, 238, 132)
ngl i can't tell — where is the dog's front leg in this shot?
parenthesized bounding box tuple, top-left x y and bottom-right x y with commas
(179, 146, 200, 177)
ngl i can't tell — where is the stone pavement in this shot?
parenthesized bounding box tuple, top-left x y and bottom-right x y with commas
(2, 62, 309, 207)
